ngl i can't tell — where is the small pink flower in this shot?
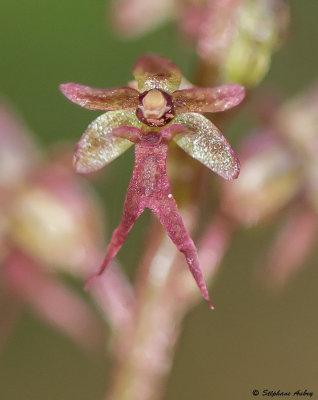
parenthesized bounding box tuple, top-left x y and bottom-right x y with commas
(60, 54, 245, 308)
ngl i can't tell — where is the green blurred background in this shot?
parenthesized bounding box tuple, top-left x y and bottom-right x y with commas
(0, 0, 318, 399)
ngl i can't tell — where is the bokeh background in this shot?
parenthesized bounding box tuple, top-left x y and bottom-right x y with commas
(0, 0, 318, 399)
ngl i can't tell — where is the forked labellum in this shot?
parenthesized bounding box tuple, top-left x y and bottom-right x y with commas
(60, 54, 245, 308)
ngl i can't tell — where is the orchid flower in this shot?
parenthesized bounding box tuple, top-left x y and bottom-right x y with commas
(60, 54, 245, 308)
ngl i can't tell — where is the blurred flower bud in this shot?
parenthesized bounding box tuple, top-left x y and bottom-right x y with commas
(7, 156, 104, 275)
(111, 0, 176, 38)
(223, 0, 289, 87)
(224, 35, 271, 88)
(0, 99, 39, 263)
(275, 84, 318, 211)
(0, 99, 39, 191)
(221, 131, 300, 226)
(198, 0, 244, 64)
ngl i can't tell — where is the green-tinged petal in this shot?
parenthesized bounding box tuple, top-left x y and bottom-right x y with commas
(173, 113, 240, 180)
(73, 111, 142, 174)
(132, 54, 182, 93)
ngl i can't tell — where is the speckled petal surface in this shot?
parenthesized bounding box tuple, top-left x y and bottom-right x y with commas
(73, 111, 143, 174)
(59, 83, 139, 111)
(132, 54, 182, 93)
(172, 84, 245, 113)
(173, 113, 240, 180)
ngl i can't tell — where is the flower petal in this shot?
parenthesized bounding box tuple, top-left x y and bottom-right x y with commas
(132, 54, 182, 93)
(173, 113, 240, 180)
(59, 83, 139, 111)
(172, 84, 245, 113)
(73, 111, 142, 174)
